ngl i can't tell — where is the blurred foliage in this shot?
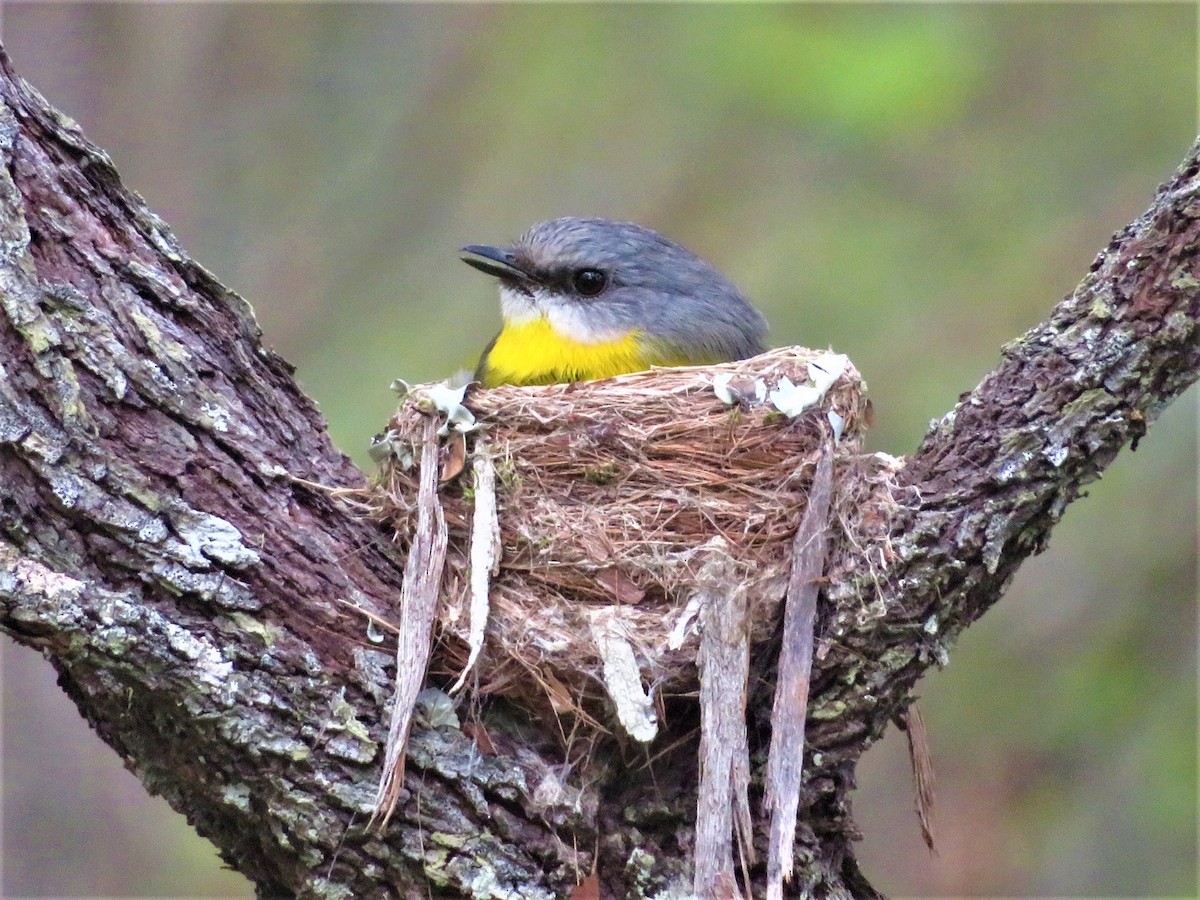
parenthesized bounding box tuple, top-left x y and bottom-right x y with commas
(2, 5, 1195, 897)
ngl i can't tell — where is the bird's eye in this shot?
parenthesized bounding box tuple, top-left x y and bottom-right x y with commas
(571, 268, 608, 297)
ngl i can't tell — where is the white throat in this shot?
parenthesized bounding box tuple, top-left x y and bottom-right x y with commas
(498, 285, 625, 345)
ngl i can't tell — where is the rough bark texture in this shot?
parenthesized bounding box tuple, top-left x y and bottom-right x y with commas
(0, 49, 1196, 899)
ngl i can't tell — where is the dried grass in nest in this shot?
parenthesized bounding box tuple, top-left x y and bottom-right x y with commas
(356, 346, 901, 733)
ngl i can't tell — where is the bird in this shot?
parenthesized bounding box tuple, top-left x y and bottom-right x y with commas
(460, 217, 767, 387)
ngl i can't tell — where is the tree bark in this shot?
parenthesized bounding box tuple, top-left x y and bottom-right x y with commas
(0, 48, 1196, 898)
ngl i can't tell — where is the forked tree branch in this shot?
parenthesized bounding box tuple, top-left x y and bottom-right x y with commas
(0, 48, 1196, 898)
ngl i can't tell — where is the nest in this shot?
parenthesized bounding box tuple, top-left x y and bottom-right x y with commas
(354, 346, 901, 740)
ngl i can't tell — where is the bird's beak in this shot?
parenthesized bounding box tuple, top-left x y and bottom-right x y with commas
(460, 245, 532, 282)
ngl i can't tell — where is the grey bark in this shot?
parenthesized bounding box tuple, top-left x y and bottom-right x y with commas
(0, 48, 1196, 899)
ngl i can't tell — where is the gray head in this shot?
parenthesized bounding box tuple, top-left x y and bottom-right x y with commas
(461, 217, 767, 363)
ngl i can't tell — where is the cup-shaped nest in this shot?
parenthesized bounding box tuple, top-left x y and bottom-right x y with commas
(365, 347, 896, 735)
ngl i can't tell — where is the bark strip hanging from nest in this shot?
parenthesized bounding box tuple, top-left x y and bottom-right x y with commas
(588, 609, 659, 742)
(449, 442, 500, 695)
(371, 415, 448, 828)
(766, 441, 835, 898)
(902, 702, 938, 853)
(693, 543, 755, 899)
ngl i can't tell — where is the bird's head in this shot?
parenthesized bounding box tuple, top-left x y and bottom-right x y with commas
(461, 217, 767, 359)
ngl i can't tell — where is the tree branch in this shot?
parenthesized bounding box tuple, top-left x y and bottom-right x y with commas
(814, 154, 1200, 761)
(0, 46, 1195, 898)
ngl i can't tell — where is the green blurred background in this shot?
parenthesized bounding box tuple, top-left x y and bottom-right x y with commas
(1, 4, 1195, 897)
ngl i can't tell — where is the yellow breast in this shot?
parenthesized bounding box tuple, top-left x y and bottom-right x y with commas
(478, 318, 667, 387)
